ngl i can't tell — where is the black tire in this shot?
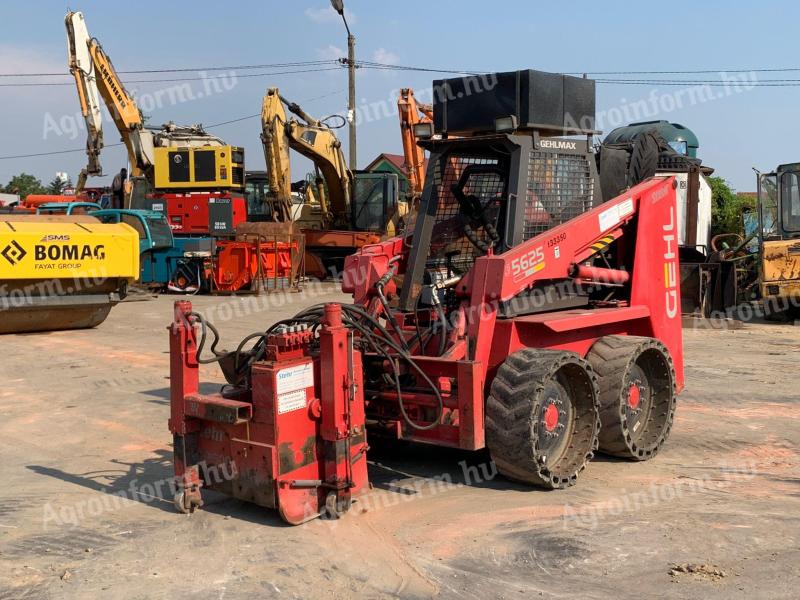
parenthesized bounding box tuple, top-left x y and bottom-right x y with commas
(627, 130, 661, 187)
(169, 261, 200, 292)
(586, 336, 677, 460)
(486, 349, 600, 489)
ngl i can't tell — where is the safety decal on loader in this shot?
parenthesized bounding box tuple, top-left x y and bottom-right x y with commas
(277, 389, 308, 414)
(276, 362, 314, 395)
(598, 198, 634, 232)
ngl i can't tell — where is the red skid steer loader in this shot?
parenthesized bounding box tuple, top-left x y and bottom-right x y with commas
(168, 70, 683, 524)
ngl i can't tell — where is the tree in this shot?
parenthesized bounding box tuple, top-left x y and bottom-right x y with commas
(47, 175, 72, 195)
(709, 176, 755, 237)
(2, 173, 46, 199)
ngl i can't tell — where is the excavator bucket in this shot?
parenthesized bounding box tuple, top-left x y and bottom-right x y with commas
(0, 215, 139, 334)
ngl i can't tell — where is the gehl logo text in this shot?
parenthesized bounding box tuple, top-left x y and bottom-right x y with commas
(540, 139, 578, 151)
(35, 244, 106, 261)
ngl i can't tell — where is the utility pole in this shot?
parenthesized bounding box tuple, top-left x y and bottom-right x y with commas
(331, 0, 356, 170)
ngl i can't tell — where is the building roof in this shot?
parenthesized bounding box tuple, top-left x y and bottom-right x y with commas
(365, 153, 428, 178)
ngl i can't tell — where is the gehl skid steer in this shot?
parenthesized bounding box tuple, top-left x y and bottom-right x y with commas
(169, 70, 683, 524)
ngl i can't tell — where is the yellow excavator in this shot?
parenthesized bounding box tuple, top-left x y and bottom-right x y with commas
(754, 164, 800, 316)
(259, 88, 407, 277)
(66, 10, 243, 204)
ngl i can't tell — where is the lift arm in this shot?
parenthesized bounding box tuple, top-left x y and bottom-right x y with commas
(397, 88, 432, 201)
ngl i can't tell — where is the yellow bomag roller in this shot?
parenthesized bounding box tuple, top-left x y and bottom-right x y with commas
(0, 215, 139, 334)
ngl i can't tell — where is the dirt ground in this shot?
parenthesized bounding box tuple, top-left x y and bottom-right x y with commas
(1, 283, 798, 599)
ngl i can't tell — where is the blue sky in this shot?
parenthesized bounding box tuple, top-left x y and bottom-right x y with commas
(1, 0, 798, 191)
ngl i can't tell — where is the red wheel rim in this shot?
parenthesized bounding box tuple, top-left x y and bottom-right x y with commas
(544, 403, 559, 432)
(628, 384, 641, 410)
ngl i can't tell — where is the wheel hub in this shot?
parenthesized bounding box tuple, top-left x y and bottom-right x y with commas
(543, 403, 559, 432)
(625, 365, 652, 441)
(538, 381, 573, 461)
(628, 384, 641, 410)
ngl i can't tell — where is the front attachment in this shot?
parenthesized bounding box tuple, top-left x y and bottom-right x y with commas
(169, 301, 369, 524)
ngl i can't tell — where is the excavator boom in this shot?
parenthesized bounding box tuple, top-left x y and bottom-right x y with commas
(261, 88, 352, 227)
(397, 88, 432, 200)
(259, 90, 294, 222)
(66, 10, 153, 189)
(65, 11, 104, 190)
(66, 10, 234, 200)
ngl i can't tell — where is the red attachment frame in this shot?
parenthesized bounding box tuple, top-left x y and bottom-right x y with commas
(169, 302, 368, 524)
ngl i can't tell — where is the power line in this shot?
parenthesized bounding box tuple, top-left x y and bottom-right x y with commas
(570, 67, 800, 75)
(6, 60, 800, 79)
(356, 61, 800, 87)
(0, 66, 343, 88)
(595, 79, 800, 87)
(5, 57, 800, 88)
(0, 144, 122, 160)
(0, 90, 345, 161)
(0, 60, 339, 78)
(354, 60, 478, 76)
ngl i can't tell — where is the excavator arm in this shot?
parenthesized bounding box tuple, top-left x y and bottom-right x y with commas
(261, 88, 352, 227)
(397, 88, 432, 201)
(259, 90, 294, 222)
(66, 11, 154, 191)
(65, 11, 103, 191)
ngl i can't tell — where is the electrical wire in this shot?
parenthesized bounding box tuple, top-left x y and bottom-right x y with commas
(6, 56, 800, 81)
(0, 90, 344, 161)
(0, 66, 342, 87)
(0, 60, 339, 78)
(8, 60, 800, 78)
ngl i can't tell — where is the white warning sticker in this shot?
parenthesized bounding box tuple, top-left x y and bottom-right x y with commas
(618, 198, 634, 219)
(276, 363, 314, 394)
(278, 389, 308, 414)
(598, 198, 633, 232)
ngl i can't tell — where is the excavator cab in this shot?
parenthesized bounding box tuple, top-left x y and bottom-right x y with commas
(351, 172, 400, 234)
(756, 164, 800, 303)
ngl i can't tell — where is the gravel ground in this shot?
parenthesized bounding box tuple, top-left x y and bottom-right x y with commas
(0, 285, 798, 599)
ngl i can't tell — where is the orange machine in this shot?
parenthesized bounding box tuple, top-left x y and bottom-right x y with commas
(212, 238, 299, 293)
(397, 88, 433, 203)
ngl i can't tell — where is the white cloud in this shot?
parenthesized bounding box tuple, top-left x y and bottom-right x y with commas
(372, 48, 400, 66)
(0, 43, 64, 74)
(316, 45, 346, 61)
(304, 6, 357, 24)
(0, 44, 70, 102)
